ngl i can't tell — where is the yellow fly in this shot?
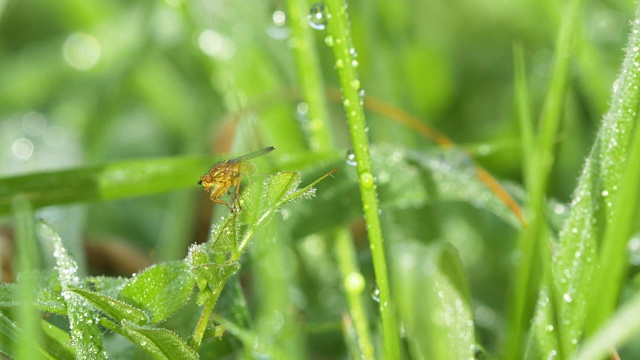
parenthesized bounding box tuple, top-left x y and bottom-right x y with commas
(198, 146, 275, 212)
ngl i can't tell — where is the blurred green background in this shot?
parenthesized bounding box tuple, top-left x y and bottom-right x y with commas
(0, 0, 636, 357)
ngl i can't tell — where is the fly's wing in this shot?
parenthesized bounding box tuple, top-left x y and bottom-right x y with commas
(228, 146, 276, 164)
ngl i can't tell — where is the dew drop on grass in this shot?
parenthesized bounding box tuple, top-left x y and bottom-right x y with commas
(280, 208, 290, 220)
(360, 172, 374, 190)
(346, 149, 357, 166)
(554, 203, 567, 215)
(308, 3, 327, 30)
(324, 35, 334, 47)
(627, 234, 640, 265)
(350, 79, 360, 90)
(613, 78, 621, 93)
(295, 102, 309, 123)
(371, 285, 380, 303)
(344, 272, 365, 294)
(272, 10, 286, 27)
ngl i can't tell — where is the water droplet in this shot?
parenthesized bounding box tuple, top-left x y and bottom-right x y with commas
(627, 234, 640, 265)
(371, 285, 380, 302)
(377, 171, 389, 184)
(22, 112, 47, 136)
(360, 172, 374, 189)
(350, 79, 360, 90)
(351, 59, 359, 67)
(335, 59, 344, 68)
(308, 3, 327, 30)
(295, 102, 309, 123)
(563, 293, 572, 303)
(324, 35, 334, 47)
(12, 138, 34, 160)
(198, 29, 236, 60)
(613, 79, 621, 93)
(345, 149, 357, 166)
(63, 32, 101, 71)
(345, 272, 365, 294)
(272, 10, 286, 27)
(554, 203, 567, 215)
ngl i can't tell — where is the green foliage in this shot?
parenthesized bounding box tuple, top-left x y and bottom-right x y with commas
(392, 241, 475, 359)
(2, 0, 640, 359)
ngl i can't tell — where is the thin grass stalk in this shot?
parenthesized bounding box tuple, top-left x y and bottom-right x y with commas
(508, 0, 583, 357)
(503, 43, 537, 360)
(14, 197, 41, 360)
(323, 0, 400, 358)
(286, 0, 333, 151)
(285, 5, 375, 356)
(334, 227, 375, 359)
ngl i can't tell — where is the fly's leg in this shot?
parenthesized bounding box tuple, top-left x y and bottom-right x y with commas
(210, 193, 235, 213)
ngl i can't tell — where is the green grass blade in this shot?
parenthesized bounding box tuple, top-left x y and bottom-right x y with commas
(531, 1, 640, 356)
(0, 313, 56, 360)
(334, 227, 375, 359)
(513, 43, 535, 188)
(503, 43, 537, 360)
(393, 241, 475, 359)
(40, 320, 75, 360)
(586, 58, 640, 333)
(574, 291, 640, 360)
(250, 218, 307, 358)
(0, 156, 213, 214)
(515, 0, 583, 356)
(323, 0, 401, 357)
(13, 197, 43, 360)
(285, 0, 333, 150)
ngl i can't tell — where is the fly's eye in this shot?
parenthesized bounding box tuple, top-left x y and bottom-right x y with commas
(198, 174, 212, 185)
